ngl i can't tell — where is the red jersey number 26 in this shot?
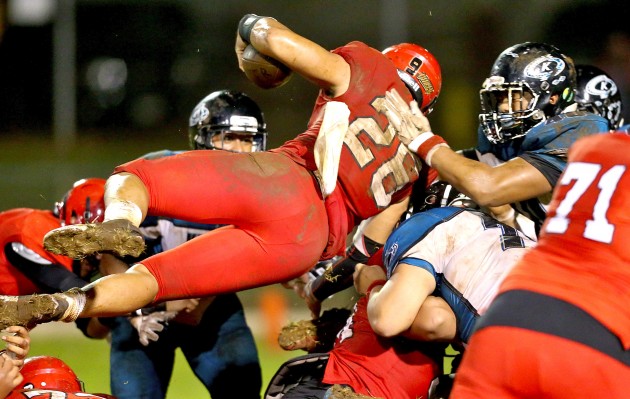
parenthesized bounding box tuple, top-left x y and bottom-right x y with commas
(544, 161, 626, 244)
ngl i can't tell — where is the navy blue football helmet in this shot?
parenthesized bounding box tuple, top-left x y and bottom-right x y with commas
(188, 90, 267, 151)
(479, 42, 577, 144)
(575, 64, 624, 130)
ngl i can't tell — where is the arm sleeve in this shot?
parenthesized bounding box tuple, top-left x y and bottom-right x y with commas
(4, 242, 88, 292)
(310, 235, 382, 301)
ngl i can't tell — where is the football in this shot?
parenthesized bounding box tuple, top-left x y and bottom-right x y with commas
(241, 44, 292, 89)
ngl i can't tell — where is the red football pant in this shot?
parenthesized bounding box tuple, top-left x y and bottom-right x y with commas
(115, 150, 329, 301)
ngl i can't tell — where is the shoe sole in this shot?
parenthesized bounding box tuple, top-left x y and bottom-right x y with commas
(44, 224, 145, 259)
(0, 294, 58, 330)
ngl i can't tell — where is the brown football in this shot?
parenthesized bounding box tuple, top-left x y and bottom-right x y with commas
(241, 44, 292, 89)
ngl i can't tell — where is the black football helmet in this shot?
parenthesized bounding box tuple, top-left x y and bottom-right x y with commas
(188, 90, 267, 151)
(575, 64, 624, 130)
(479, 42, 577, 144)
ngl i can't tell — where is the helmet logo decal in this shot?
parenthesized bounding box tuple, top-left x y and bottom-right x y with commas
(524, 56, 565, 81)
(417, 72, 434, 94)
(189, 104, 209, 127)
(384, 242, 398, 276)
(585, 75, 618, 98)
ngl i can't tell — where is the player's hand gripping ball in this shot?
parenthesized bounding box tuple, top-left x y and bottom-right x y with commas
(241, 44, 292, 89)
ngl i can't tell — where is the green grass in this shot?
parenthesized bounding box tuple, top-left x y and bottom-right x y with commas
(27, 317, 298, 398)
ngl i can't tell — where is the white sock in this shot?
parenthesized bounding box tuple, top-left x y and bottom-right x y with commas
(104, 200, 143, 227)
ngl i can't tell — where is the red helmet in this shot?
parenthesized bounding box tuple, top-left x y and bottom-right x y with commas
(382, 43, 442, 114)
(55, 178, 106, 226)
(19, 356, 83, 391)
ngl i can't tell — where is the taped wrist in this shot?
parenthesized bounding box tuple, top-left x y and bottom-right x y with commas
(408, 132, 449, 166)
(238, 14, 265, 44)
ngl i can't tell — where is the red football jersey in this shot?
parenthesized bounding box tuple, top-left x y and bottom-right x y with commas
(501, 132, 630, 348)
(275, 41, 420, 220)
(323, 296, 439, 399)
(0, 208, 73, 295)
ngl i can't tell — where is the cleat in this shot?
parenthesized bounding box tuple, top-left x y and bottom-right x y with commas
(43, 219, 145, 259)
(278, 319, 318, 352)
(0, 288, 86, 331)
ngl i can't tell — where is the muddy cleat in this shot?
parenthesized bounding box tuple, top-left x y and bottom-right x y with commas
(0, 288, 87, 330)
(278, 308, 351, 353)
(329, 384, 375, 399)
(43, 219, 145, 259)
(278, 319, 319, 352)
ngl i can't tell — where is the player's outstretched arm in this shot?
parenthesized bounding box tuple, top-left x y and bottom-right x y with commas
(235, 14, 350, 96)
(384, 89, 552, 206)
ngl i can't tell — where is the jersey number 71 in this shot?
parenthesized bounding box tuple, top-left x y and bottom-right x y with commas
(544, 161, 626, 244)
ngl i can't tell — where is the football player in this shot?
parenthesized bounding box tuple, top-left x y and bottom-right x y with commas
(4, 353, 117, 399)
(450, 131, 630, 398)
(384, 42, 610, 236)
(0, 15, 442, 332)
(575, 64, 624, 130)
(354, 181, 536, 344)
(0, 178, 102, 297)
(97, 90, 263, 399)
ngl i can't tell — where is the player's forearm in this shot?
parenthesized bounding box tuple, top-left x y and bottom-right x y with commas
(429, 147, 500, 206)
(367, 288, 411, 337)
(402, 295, 456, 342)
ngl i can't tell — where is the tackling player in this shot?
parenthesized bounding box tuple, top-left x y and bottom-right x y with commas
(353, 181, 536, 345)
(80, 90, 264, 399)
(450, 131, 630, 398)
(384, 42, 609, 236)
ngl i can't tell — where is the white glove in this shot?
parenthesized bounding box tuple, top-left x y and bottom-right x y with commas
(129, 311, 177, 346)
(383, 88, 432, 146)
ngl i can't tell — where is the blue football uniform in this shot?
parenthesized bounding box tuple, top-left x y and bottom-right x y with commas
(475, 111, 609, 231)
(383, 207, 536, 343)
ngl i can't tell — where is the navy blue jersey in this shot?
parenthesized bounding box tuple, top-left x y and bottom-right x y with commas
(476, 111, 609, 228)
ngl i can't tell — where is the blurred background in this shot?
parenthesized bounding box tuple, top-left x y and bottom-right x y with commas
(1, 0, 629, 396)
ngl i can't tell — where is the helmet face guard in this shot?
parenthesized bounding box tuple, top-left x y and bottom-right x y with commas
(479, 42, 576, 144)
(192, 130, 267, 152)
(191, 113, 267, 152)
(418, 181, 478, 213)
(479, 78, 545, 144)
(189, 90, 267, 152)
